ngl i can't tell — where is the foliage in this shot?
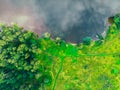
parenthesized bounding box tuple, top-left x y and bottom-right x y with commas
(1, 14, 120, 90)
(0, 24, 52, 90)
(82, 37, 92, 45)
(49, 14, 120, 90)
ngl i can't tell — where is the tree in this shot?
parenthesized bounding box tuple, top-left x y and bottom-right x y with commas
(0, 24, 52, 90)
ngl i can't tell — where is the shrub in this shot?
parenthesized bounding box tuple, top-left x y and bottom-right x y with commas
(82, 37, 92, 45)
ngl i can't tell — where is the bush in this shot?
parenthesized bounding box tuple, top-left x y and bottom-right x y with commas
(0, 24, 52, 90)
(82, 37, 92, 45)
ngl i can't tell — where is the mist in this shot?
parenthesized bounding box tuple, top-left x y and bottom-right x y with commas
(0, 0, 120, 43)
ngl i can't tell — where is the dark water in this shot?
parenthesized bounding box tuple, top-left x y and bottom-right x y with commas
(0, 0, 120, 43)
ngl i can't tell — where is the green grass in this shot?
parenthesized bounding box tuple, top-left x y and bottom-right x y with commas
(41, 17, 120, 90)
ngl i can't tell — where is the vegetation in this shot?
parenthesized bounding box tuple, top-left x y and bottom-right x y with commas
(0, 14, 120, 90)
(0, 24, 52, 90)
(82, 37, 92, 45)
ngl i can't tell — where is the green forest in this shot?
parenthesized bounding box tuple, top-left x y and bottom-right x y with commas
(0, 14, 120, 90)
